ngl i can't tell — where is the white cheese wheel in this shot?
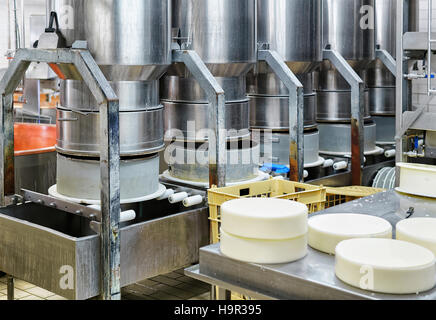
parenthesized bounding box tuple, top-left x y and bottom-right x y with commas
(221, 198, 308, 240)
(396, 218, 436, 255)
(220, 229, 307, 264)
(335, 239, 436, 294)
(308, 214, 392, 255)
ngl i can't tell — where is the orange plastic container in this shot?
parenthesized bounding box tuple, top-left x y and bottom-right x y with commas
(14, 123, 56, 156)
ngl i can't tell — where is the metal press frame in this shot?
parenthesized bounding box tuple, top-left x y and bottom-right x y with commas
(0, 46, 121, 300)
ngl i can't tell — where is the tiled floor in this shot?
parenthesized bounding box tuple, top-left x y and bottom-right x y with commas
(0, 268, 210, 301)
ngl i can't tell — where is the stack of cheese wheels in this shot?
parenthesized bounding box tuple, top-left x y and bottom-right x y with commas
(335, 238, 436, 294)
(396, 218, 436, 255)
(220, 198, 308, 264)
(308, 214, 392, 255)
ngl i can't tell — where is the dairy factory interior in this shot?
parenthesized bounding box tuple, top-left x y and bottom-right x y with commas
(1, 0, 436, 301)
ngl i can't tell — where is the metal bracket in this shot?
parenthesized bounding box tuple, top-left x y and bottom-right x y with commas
(376, 49, 397, 75)
(21, 189, 101, 221)
(258, 49, 304, 182)
(172, 50, 227, 188)
(323, 49, 365, 186)
(0, 48, 121, 300)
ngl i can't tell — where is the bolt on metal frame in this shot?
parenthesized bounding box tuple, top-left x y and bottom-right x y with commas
(0, 47, 121, 300)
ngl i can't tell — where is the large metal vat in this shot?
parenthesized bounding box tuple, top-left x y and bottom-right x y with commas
(49, 0, 171, 202)
(161, 0, 260, 185)
(246, 0, 323, 170)
(317, 0, 375, 123)
(317, 0, 378, 156)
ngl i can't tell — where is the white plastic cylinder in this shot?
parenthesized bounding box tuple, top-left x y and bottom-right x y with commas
(157, 189, 175, 200)
(183, 195, 204, 207)
(86, 205, 136, 223)
(303, 170, 309, 179)
(385, 149, 396, 158)
(333, 161, 348, 171)
(322, 159, 334, 168)
(168, 192, 189, 204)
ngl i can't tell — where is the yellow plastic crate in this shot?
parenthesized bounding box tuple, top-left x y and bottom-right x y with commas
(208, 178, 327, 244)
(324, 186, 385, 208)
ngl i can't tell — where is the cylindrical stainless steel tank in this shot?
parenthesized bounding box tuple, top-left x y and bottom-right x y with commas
(367, 0, 396, 117)
(162, 0, 256, 142)
(246, 0, 323, 170)
(247, 0, 322, 131)
(48, 0, 171, 202)
(317, 0, 375, 123)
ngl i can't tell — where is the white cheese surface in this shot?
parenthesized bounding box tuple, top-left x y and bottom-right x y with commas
(308, 214, 392, 254)
(335, 239, 436, 294)
(221, 198, 308, 240)
(220, 229, 307, 264)
(396, 218, 436, 255)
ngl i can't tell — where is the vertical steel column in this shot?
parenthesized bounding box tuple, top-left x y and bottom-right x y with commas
(323, 49, 365, 186)
(75, 50, 121, 300)
(172, 50, 227, 188)
(257, 49, 304, 182)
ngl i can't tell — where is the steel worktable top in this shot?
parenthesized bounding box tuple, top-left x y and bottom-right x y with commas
(186, 190, 436, 300)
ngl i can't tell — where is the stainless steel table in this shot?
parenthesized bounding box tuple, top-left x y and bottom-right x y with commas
(186, 190, 436, 300)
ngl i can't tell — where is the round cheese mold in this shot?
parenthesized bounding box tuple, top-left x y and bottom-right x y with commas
(396, 218, 436, 255)
(221, 198, 308, 240)
(335, 238, 436, 295)
(308, 213, 392, 255)
(220, 229, 308, 264)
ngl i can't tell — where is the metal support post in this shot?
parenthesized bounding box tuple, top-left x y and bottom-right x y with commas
(258, 49, 304, 182)
(172, 50, 227, 188)
(7, 275, 14, 300)
(323, 49, 365, 186)
(0, 48, 121, 300)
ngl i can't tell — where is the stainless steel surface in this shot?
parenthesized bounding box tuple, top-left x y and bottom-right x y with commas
(15, 151, 56, 195)
(161, 76, 247, 103)
(49, 0, 171, 81)
(22, 188, 101, 221)
(61, 80, 160, 112)
(163, 101, 250, 142)
(171, 50, 228, 188)
(170, 0, 256, 77)
(373, 116, 396, 144)
(318, 122, 377, 156)
(258, 130, 320, 168)
(249, 73, 317, 130)
(163, 0, 256, 148)
(56, 153, 160, 201)
(247, 0, 320, 134)
(322, 0, 375, 64)
(367, 0, 396, 116)
(56, 108, 164, 156)
(167, 142, 260, 183)
(191, 190, 436, 300)
(255, 0, 322, 74)
(316, 89, 370, 122)
(0, 201, 209, 300)
(0, 48, 122, 300)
